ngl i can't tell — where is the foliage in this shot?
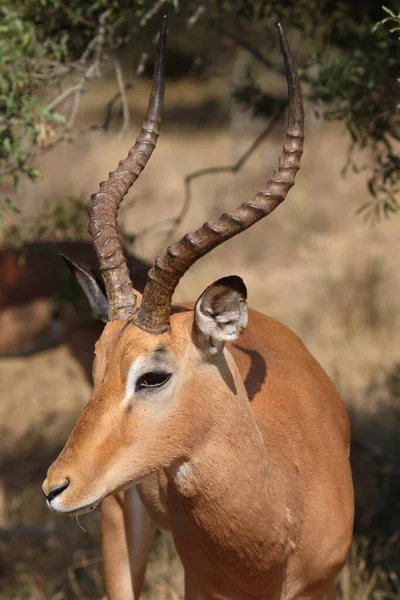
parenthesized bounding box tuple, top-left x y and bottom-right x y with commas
(308, 3, 400, 220)
(1, 194, 137, 252)
(214, 1, 400, 219)
(0, 4, 63, 213)
(2, 196, 89, 247)
(0, 0, 399, 228)
(0, 0, 174, 227)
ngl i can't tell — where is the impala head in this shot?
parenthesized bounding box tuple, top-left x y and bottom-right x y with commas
(43, 20, 304, 516)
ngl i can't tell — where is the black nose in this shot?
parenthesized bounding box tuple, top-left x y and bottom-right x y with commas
(46, 478, 69, 502)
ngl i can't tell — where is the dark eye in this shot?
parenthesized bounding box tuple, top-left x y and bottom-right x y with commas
(136, 372, 172, 391)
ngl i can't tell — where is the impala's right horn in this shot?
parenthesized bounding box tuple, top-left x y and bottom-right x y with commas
(134, 23, 304, 334)
(88, 17, 167, 321)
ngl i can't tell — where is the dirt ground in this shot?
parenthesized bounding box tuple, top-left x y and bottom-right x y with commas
(0, 76, 399, 598)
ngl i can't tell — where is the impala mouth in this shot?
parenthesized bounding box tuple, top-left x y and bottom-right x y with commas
(47, 497, 101, 517)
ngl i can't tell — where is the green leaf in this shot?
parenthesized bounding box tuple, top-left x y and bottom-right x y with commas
(13, 173, 21, 193)
(49, 111, 67, 124)
(1, 196, 20, 214)
(382, 5, 396, 18)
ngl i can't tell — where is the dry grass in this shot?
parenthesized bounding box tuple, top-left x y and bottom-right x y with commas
(0, 76, 399, 598)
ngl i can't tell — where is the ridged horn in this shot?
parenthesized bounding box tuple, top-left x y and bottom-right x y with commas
(135, 22, 304, 334)
(88, 16, 167, 321)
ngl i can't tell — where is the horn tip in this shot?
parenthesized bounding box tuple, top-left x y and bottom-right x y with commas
(276, 22, 288, 49)
(156, 14, 167, 64)
(276, 22, 297, 83)
(160, 14, 167, 37)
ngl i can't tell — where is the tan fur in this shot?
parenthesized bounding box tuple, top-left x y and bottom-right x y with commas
(44, 301, 353, 600)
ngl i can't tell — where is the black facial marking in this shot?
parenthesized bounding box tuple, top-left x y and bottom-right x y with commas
(155, 345, 168, 355)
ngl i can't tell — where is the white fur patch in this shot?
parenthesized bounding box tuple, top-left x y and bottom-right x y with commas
(169, 460, 193, 484)
(48, 495, 99, 515)
(195, 301, 248, 348)
(123, 357, 145, 404)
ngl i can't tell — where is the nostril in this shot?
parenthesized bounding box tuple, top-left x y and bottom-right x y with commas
(46, 478, 69, 502)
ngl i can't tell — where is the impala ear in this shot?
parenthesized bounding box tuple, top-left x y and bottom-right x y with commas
(60, 254, 109, 323)
(194, 275, 248, 355)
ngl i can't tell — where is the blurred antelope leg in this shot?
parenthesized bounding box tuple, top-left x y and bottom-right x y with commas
(101, 488, 156, 599)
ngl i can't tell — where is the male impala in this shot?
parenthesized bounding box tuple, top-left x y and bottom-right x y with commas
(43, 19, 354, 600)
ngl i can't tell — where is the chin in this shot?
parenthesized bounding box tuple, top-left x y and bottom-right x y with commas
(47, 497, 101, 517)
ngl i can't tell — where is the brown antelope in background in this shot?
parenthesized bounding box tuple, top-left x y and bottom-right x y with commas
(43, 19, 354, 600)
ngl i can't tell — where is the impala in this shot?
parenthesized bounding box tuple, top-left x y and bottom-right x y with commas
(43, 19, 354, 600)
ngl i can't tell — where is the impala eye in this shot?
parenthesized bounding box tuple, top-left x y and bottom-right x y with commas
(136, 372, 172, 391)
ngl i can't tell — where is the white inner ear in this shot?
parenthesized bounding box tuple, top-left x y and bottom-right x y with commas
(195, 288, 248, 351)
(74, 269, 109, 322)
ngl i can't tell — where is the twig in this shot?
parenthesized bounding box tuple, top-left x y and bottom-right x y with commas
(66, 86, 83, 130)
(159, 102, 287, 251)
(68, 554, 103, 597)
(73, 555, 103, 569)
(79, 34, 102, 65)
(94, 9, 111, 74)
(33, 123, 103, 159)
(32, 62, 71, 81)
(59, 2, 94, 28)
(139, 0, 168, 27)
(103, 49, 149, 131)
(46, 8, 110, 116)
(67, 565, 83, 597)
(134, 216, 179, 241)
(112, 0, 168, 51)
(113, 57, 130, 137)
(217, 25, 311, 84)
(188, 5, 206, 28)
(46, 84, 82, 111)
(217, 25, 277, 72)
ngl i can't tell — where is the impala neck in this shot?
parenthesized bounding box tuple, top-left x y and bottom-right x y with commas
(167, 350, 296, 594)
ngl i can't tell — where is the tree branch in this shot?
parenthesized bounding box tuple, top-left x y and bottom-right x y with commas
(218, 25, 277, 72)
(188, 5, 206, 28)
(59, 2, 95, 28)
(46, 83, 82, 112)
(217, 25, 311, 84)
(139, 0, 169, 27)
(158, 102, 287, 251)
(113, 56, 130, 137)
(103, 50, 149, 132)
(112, 0, 169, 51)
(45, 8, 110, 116)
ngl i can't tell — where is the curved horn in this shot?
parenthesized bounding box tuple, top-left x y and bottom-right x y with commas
(135, 23, 304, 334)
(88, 17, 166, 321)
